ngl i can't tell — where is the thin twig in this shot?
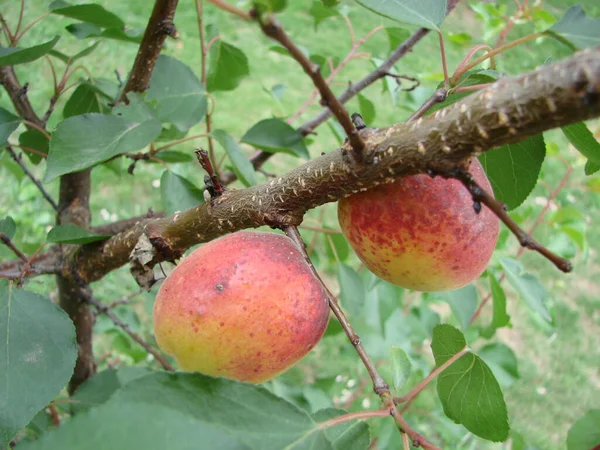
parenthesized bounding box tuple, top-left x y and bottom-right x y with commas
(6, 147, 58, 210)
(318, 409, 391, 429)
(0, 233, 28, 262)
(206, 0, 251, 21)
(407, 88, 448, 122)
(257, 15, 365, 164)
(196, 148, 224, 198)
(84, 293, 174, 371)
(448, 168, 572, 272)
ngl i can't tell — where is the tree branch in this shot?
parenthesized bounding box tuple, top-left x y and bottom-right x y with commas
(0, 66, 44, 128)
(2, 48, 599, 285)
(118, 0, 180, 101)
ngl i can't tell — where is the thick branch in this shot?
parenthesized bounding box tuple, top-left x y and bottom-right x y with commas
(0, 66, 44, 128)
(118, 0, 179, 100)
(3, 48, 600, 284)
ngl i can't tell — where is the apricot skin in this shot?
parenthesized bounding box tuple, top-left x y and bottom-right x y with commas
(153, 231, 330, 383)
(338, 159, 499, 292)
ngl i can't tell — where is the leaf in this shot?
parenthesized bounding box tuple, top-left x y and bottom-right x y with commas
(254, 0, 288, 13)
(337, 263, 366, 317)
(19, 129, 49, 164)
(357, 94, 376, 126)
(385, 27, 411, 52)
(241, 118, 309, 159)
(45, 100, 162, 182)
(312, 408, 370, 450)
(211, 130, 258, 187)
(0, 280, 77, 447)
(146, 55, 207, 132)
(389, 346, 411, 391)
(428, 70, 499, 114)
(49, 1, 125, 28)
(439, 284, 478, 331)
(355, 0, 447, 31)
(206, 37, 250, 92)
(478, 134, 546, 210)
(308, 1, 341, 28)
(478, 343, 519, 387)
(548, 6, 600, 49)
(324, 229, 349, 263)
(47, 224, 110, 244)
(566, 409, 600, 450)
(500, 257, 551, 322)
(480, 273, 510, 338)
(26, 372, 344, 450)
(431, 324, 509, 442)
(585, 160, 600, 175)
(0, 36, 60, 66)
(562, 122, 600, 168)
(160, 171, 205, 215)
(70, 367, 152, 412)
(149, 150, 194, 164)
(0, 108, 21, 145)
(0, 216, 16, 239)
(65, 23, 143, 43)
(63, 83, 102, 118)
(49, 42, 100, 64)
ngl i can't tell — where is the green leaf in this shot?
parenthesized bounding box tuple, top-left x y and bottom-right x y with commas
(149, 150, 194, 164)
(389, 346, 411, 391)
(585, 160, 600, 175)
(71, 367, 152, 412)
(19, 129, 49, 164)
(0, 155, 24, 182)
(49, 1, 125, 28)
(480, 273, 510, 338)
(26, 372, 344, 449)
(357, 94, 376, 126)
(312, 408, 370, 450)
(548, 6, 600, 49)
(45, 100, 162, 182)
(337, 263, 366, 317)
(254, 0, 288, 13)
(49, 42, 100, 64)
(385, 27, 411, 52)
(500, 257, 550, 322)
(0, 36, 60, 66)
(0, 280, 77, 447)
(47, 224, 110, 244)
(324, 229, 349, 263)
(211, 129, 257, 187)
(439, 284, 478, 331)
(562, 122, 600, 168)
(206, 37, 250, 92)
(308, 1, 341, 28)
(429, 70, 499, 114)
(241, 118, 309, 159)
(0, 108, 21, 145)
(478, 343, 519, 387)
(160, 170, 204, 215)
(479, 134, 546, 210)
(65, 23, 143, 43)
(146, 55, 207, 132)
(355, 0, 447, 31)
(63, 83, 102, 118)
(566, 409, 600, 450)
(0, 216, 16, 239)
(431, 324, 509, 442)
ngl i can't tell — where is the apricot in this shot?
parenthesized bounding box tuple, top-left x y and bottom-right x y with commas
(153, 231, 330, 383)
(338, 159, 499, 292)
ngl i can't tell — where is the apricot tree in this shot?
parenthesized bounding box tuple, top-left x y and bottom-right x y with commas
(1, 0, 599, 449)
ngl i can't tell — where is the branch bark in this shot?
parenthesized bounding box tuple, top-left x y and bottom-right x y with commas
(0, 65, 44, 128)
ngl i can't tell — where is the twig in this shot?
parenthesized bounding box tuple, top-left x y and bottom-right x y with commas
(395, 348, 469, 410)
(318, 409, 391, 429)
(206, 0, 251, 21)
(117, 0, 180, 102)
(257, 14, 365, 164)
(438, 32, 449, 88)
(0, 233, 28, 262)
(407, 88, 448, 122)
(448, 168, 572, 272)
(0, 66, 44, 128)
(84, 293, 174, 371)
(195, 148, 224, 198)
(195, 0, 218, 177)
(6, 147, 58, 210)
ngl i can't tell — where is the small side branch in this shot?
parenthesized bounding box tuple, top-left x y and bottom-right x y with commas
(257, 15, 365, 163)
(7, 146, 58, 210)
(118, 0, 180, 101)
(449, 168, 572, 272)
(0, 66, 44, 128)
(84, 293, 174, 371)
(0, 233, 28, 262)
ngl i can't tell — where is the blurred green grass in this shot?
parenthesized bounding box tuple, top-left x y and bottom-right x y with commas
(1, 1, 600, 449)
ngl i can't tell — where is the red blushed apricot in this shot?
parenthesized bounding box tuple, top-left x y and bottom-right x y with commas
(338, 159, 499, 292)
(153, 231, 330, 383)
